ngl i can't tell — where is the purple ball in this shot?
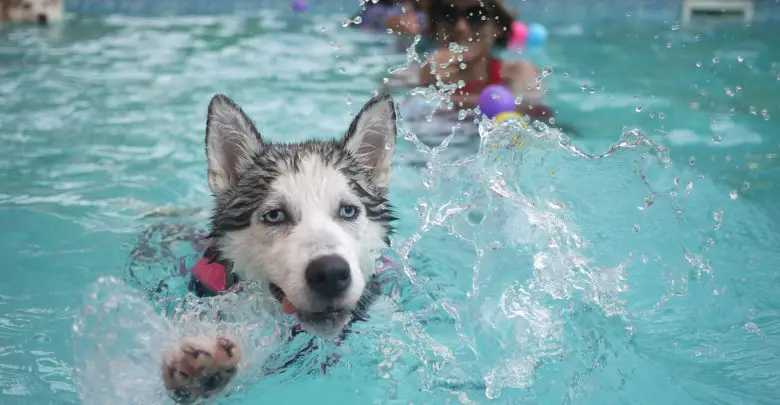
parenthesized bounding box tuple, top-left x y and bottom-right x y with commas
(478, 85, 516, 119)
(291, 0, 308, 13)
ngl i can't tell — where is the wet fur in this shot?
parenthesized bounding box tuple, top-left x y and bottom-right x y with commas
(0, 0, 63, 24)
(161, 93, 398, 403)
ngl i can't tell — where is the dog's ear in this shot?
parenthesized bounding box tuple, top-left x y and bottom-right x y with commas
(205, 94, 262, 195)
(342, 94, 397, 189)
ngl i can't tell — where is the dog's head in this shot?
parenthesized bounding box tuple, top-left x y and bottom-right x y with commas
(3, 0, 62, 24)
(204, 93, 397, 338)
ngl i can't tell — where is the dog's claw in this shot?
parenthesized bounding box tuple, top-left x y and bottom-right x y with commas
(161, 336, 242, 402)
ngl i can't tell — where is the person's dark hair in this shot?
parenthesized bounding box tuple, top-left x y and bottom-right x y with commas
(424, 0, 515, 48)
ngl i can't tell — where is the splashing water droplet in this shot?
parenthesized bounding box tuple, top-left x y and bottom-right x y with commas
(330, 41, 340, 50)
(673, 176, 680, 185)
(459, 63, 466, 70)
(345, 94, 353, 105)
(686, 182, 694, 194)
(730, 190, 738, 200)
(671, 24, 680, 31)
(712, 57, 719, 64)
(711, 135, 722, 143)
(713, 210, 723, 223)
(580, 84, 587, 91)
(635, 105, 643, 112)
(695, 61, 702, 68)
(666, 42, 672, 49)
(548, 117, 556, 124)
(743, 181, 750, 190)
(725, 88, 734, 97)
(749, 106, 757, 115)
(694, 34, 701, 41)
(542, 67, 553, 77)
(514, 96, 523, 105)
(633, 224, 640, 232)
(689, 156, 696, 166)
(737, 55, 744, 63)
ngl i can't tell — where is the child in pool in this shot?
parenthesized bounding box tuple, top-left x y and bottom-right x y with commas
(419, 0, 555, 122)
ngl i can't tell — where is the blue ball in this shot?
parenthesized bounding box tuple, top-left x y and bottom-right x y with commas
(526, 23, 548, 47)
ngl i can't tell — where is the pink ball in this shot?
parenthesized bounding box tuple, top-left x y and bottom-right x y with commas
(509, 22, 528, 49)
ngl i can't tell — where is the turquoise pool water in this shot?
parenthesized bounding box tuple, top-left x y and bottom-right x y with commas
(0, 8, 779, 405)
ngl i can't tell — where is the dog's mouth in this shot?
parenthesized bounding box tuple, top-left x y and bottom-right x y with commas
(268, 283, 348, 322)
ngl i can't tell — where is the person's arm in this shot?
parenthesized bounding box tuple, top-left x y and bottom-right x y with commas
(501, 60, 546, 105)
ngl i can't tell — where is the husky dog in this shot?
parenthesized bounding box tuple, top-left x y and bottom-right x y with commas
(160, 93, 398, 401)
(0, 0, 63, 24)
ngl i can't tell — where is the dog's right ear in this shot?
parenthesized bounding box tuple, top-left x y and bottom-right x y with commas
(205, 94, 262, 195)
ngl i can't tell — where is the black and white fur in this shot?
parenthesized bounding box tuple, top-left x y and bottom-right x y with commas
(161, 93, 398, 402)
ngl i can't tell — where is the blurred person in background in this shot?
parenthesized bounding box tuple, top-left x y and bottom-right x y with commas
(420, 0, 553, 121)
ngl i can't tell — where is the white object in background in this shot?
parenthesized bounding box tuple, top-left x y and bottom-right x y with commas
(681, 0, 755, 26)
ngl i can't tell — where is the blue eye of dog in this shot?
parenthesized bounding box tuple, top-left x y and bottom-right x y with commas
(262, 209, 286, 224)
(338, 204, 359, 220)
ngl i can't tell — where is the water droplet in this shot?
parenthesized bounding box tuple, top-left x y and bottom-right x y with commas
(467, 211, 485, 225)
(330, 41, 340, 50)
(580, 84, 587, 91)
(730, 190, 738, 200)
(548, 117, 556, 124)
(749, 106, 757, 115)
(673, 176, 680, 185)
(711, 134, 722, 143)
(686, 182, 693, 194)
(694, 34, 701, 41)
(666, 42, 672, 49)
(338, 66, 346, 73)
(541, 67, 553, 77)
(712, 210, 723, 223)
(345, 94, 353, 105)
(514, 96, 523, 105)
(563, 72, 569, 78)
(671, 24, 680, 31)
(589, 88, 596, 94)
(695, 61, 702, 68)
(635, 105, 643, 112)
(712, 57, 719, 64)
(743, 181, 750, 190)
(725, 88, 734, 97)
(689, 156, 696, 166)
(658, 112, 666, 120)
(737, 55, 744, 63)
(633, 224, 640, 232)
(459, 63, 466, 70)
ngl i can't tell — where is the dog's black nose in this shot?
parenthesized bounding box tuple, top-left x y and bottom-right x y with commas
(37, 14, 48, 24)
(305, 255, 351, 298)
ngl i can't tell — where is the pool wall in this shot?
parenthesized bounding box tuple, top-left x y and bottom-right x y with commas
(65, 0, 780, 22)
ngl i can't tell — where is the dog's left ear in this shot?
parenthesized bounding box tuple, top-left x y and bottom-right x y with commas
(205, 94, 263, 195)
(342, 94, 397, 189)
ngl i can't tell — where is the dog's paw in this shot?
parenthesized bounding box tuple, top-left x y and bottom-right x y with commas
(161, 336, 241, 403)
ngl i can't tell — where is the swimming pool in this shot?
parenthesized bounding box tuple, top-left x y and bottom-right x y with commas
(0, 5, 778, 405)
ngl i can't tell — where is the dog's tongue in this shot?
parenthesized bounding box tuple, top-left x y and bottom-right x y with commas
(282, 297, 296, 314)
